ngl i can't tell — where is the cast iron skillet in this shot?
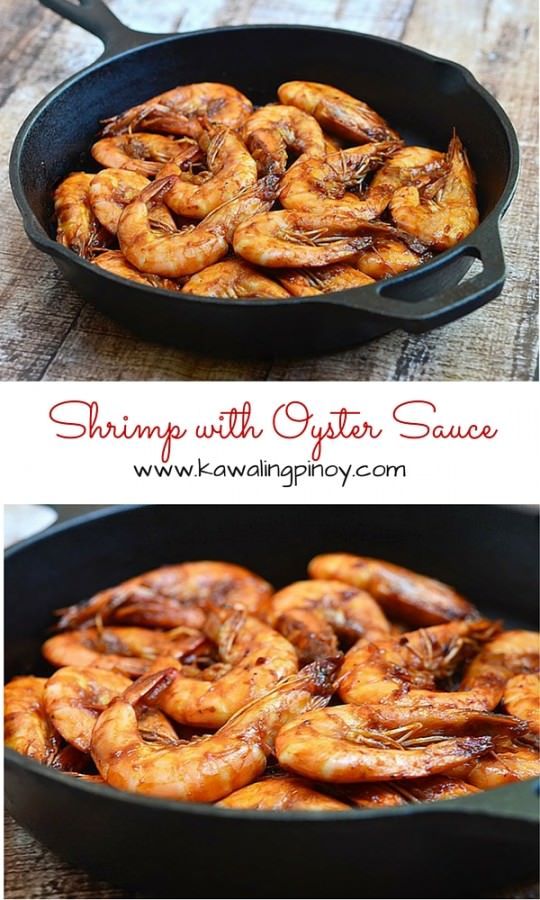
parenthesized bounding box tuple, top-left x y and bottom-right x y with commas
(9, 1, 519, 359)
(5, 505, 539, 898)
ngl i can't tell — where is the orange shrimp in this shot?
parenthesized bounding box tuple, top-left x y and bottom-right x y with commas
(278, 81, 400, 143)
(182, 258, 290, 299)
(54, 172, 109, 258)
(93, 250, 182, 291)
(155, 610, 298, 728)
(277, 264, 374, 297)
(118, 174, 278, 277)
(339, 619, 500, 708)
(308, 553, 477, 626)
(389, 133, 479, 250)
(55, 561, 273, 631)
(102, 83, 253, 138)
(4, 676, 61, 763)
(242, 104, 326, 175)
(162, 127, 258, 218)
(90, 659, 338, 801)
(217, 775, 349, 810)
(91, 133, 201, 177)
(269, 579, 390, 664)
(42, 626, 206, 678)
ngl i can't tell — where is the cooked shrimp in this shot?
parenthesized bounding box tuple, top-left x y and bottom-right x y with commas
(394, 774, 481, 803)
(44, 667, 131, 751)
(279, 141, 401, 215)
(42, 626, 206, 677)
(342, 782, 407, 808)
(461, 630, 540, 711)
(389, 133, 479, 250)
(356, 238, 431, 279)
(91, 133, 201, 177)
(217, 775, 349, 810)
(156, 610, 298, 728)
(503, 674, 540, 737)
(54, 172, 109, 258)
(55, 561, 273, 631)
(102, 83, 253, 138)
(44, 666, 179, 752)
(454, 745, 540, 789)
(278, 81, 399, 144)
(308, 553, 477, 626)
(118, 173, 278, 277)
(182, 258, 290, 299)
(342, 774, 479, 807)
(339, 619, 501, 708)
(161, 127, 257, 218)
(370, 145, 445, 196)
(233, 213, 414, 268)
(275, 705, 522, 783)
(93, 250, 182, 291)
(242, 104, 326, 175)
(88, 169, 175, 236)
(4, 676, 61, 763)
(278, 263, 374, 297)
(269, 579, 390, 664)
(90, 658, 338, 801)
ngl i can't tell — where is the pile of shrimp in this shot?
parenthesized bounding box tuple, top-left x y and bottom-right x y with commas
(5, 554, 538, 810)
(53, 80, 479, 299)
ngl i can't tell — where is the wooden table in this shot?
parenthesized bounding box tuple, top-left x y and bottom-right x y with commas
(0, 0, 537, 381)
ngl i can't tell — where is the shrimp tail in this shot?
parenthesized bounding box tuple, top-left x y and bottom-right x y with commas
(139, 175, 179, 207)
(302, 656, 343, 694)
(258, 174, 282, 202)
(122, 668, 178, 707)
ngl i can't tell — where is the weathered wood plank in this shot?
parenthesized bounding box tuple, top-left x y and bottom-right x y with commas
(0, 0, 535, 380)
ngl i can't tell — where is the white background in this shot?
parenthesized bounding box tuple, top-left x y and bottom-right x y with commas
(2, 381, 538, 504)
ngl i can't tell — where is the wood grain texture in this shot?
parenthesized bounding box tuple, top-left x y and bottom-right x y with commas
(0, 0, 537, 381)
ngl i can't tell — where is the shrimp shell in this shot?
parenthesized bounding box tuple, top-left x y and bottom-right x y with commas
(339, 619, 501, 708)
(278, 81, 400, 144)
(90, 658, 339, 801)
(55, 561, 273, 631)
(93, 250, 182, 291)
(242, 104, 326, 175)
(182, 258, 290, 299)
(278, 264, 374, 296)
(279, 141, 402, 216)
(163, 127, 258, 219)
(389, 133, 479, 250)
(275, 705, 523, 783)
(42, 626, 205, 677)
(156, 610, 298, 728)
(118, 174, 279, 277)
(308, 553, 477, 626)
(91, 133, 201, 177)
(88, 169, 175, 236)
(102, 83, 253, 138)
(4, 676, 61, 763)
(217, 775, 349, 810)
(270, 579, 390, 663)
(54, 172, 109, 258)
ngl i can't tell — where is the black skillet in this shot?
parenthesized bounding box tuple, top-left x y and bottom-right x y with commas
(9, 0, 520, 359)
(5, 505, 539, 898)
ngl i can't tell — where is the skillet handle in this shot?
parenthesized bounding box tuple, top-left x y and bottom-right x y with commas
(38, 0, 164, 56)
(326, 219, 506, 332)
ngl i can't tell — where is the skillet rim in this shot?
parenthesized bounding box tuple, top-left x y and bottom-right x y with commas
(9, 23, 520, 312)
(4, 504, 539, 825)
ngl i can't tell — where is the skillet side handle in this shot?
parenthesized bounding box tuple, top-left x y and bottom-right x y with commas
(37, 0, 164, 56)
(377, 219, 506, 332)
